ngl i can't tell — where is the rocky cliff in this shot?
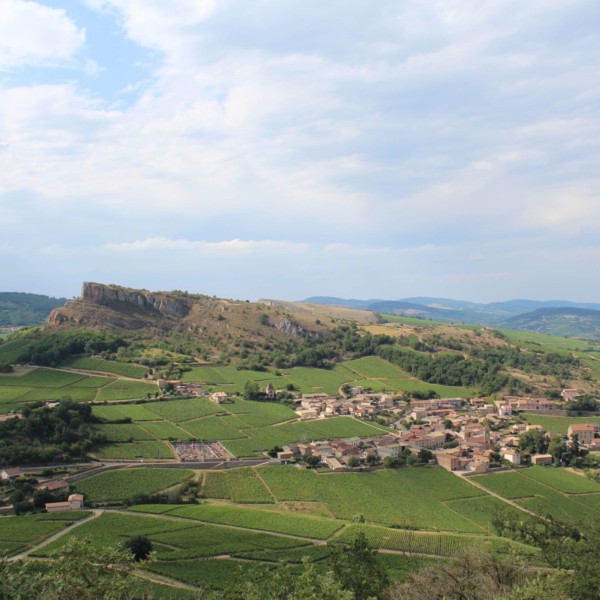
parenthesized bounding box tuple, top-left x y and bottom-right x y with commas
(81, 282, 191, 319)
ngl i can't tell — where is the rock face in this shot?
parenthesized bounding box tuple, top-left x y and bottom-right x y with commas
(81, 282, 190, 319)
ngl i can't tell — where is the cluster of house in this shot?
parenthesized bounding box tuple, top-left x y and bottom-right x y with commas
(1, 469, 85, 512)
(294, 392, 395, 420)
(276, 434, 407, 470)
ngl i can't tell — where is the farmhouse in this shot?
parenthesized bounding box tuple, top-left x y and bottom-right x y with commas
(1, 468, 24, 480)
(568, 424, 597, 447)
(42, 479, 70, 493)
(531, 454, 553, 465)
(210, 391, 229, 404)
(45, 493, 85, 513)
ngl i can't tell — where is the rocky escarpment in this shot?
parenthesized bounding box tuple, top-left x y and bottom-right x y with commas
(81, 282, 191, 319)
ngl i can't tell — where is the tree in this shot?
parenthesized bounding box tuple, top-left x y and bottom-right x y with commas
(0, 538, 142, 600)
(228, 559, 354, 600)
(328, 531, 389, 600)
(417, 448, 433, 463)
(346, 456, 360, 468)
(124, 535, 153, 562)
(382, 455, 400, 468)
(518, 429, 547, 455)
(244, 380, 262, 401)
(303, 454, 320, 468)
(548, 435, 566, 464)
(386, 551, 525, 600)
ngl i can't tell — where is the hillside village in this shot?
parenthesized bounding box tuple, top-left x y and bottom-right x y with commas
(157, 378, 600, 475)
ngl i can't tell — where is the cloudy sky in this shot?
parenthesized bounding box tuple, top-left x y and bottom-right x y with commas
(1, 0, 599, 302)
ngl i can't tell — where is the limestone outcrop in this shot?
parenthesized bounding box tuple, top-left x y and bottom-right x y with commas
(81, 282, 190, 319)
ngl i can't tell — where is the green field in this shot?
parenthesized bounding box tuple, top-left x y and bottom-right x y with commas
(202, 468, 273, 503)
(523, 414, 600, 434)
(0, 512, 91, 556)
(135, 503, 343, 540)
(0, 368, 119, 405)
(63, 355, 148, 378)
(96, 380, 157, 401)
(94, 423, 155, 442)
(343, 356, 413, 379)
(257, 466, 486, 532)
(473, 470, 600, 524)
(93, 441, 174, 460)
(74, 468, 194, 502)
(92, 403, 161, 421)
(144, 397, 221, 421)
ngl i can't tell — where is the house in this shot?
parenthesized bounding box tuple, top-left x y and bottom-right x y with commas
(531, 454, 553, 465)
(45, 493, 84, 513)
(210, 391, 229, 404)
(502, 449, 521, 465)
(436, 452, 462, 471)
(568, 424, 596, 446)
(0, 468, 24, 480)
(264, 383, 276, 400)
(561, 388, 583, 402)
(498, 403, 512, 417)
(325, 457, 345, 471)
(43, 479, 70, 493)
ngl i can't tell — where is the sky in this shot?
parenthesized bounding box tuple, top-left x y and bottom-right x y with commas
(0, 0, 599, 303)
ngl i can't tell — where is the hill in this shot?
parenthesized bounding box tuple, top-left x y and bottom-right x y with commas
(304, 295, 600, 335)
(0, 292, 67, 327)
(502, 307, 600, 340)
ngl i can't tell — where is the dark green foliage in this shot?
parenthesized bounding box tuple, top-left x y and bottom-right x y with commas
(0, 293, 66, 327)
(329, 531, 389, 600)
(15, 329, 126, 367)
(518, 429, 548, 455)
(0, 399, 104, 465)
(124, 535, 153, 561)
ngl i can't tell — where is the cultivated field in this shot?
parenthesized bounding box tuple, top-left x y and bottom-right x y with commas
(523, 414, 600, 434)
(74, 468, 194, 502)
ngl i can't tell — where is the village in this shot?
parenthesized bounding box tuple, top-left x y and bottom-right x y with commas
(279, 388, 600, 473)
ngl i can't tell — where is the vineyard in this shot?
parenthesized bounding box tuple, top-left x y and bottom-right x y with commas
(74, 468, 194, 502)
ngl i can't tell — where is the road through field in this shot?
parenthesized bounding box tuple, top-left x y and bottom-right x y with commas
(8, 509, 102, 561)
(461, 474, 540, 519)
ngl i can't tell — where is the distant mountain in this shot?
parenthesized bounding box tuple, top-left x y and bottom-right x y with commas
(501, 307, 600, 340)
(303, 296, 383, 309)
(302, 295, 600, 336)
(0, 292, 67, 327)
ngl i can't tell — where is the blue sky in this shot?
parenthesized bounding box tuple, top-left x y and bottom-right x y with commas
(1, 0, 599, 302)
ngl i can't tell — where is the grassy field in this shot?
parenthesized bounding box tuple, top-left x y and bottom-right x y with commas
(258, 466, 486, 532)
(499, 329, 595, 353)
(92, 403, 160, 421)
(92, 441, 174, 460)
(74, 468, 194, 502)
(202, 468, 273, 504)
(94, 423, 155, 442)
(523, 414, 600, 434)
(0, 512, 91, 556)
(96, 380, 157, 401)
(473, 470, 600, 524)
(63, 356, 148, 378)
(135, 503, 344, 540)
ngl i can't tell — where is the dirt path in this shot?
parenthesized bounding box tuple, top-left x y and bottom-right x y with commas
(132, 569, 202, 593)
(9, 509, 102, 562)
(47, 366, 149, 384)
(461, 475, 541, 519)
(109, 508, 330, 545)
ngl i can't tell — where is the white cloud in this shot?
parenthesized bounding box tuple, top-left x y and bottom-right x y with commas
(1, 1, 600, 300)
(105, 238, 310, 255)
(0, 0, 85, 69)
